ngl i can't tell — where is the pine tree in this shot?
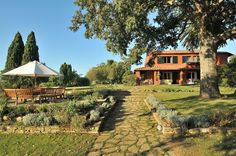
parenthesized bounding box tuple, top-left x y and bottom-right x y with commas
(22, 31, 39, 65)
(4, 32, 24, 71)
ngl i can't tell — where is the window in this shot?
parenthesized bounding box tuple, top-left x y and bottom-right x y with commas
(162, 72, 172, 79)
(166, 57, 171, 63)
(173, 56, 178, 64)
(186, 71, 197, 80)
(182, 56, 190, 63)
(158, 56, 177, 64)
(158, 57, 164, 64)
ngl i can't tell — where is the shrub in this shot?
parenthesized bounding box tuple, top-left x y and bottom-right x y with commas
(72, 90, 93, 100)
(22, 113, 53, 126)
(92, 89, 110, 99)
(184, 115, 210, 128)
(96, 106, 105, 115)
(70, 115, 86, 128)
(83, 95, 96, 103)
(36, 104, 48, 113)
(45, 103, 65, 114)
(25, 104, 37, 114)
(107, 96, 116, 103)
(54, 112, 70, 125)
(146, 95, 211, 128)
(14, 106, 27, 116)
(101, 102, 111, 109)
(146, 95, 163, 110)
(89, 110, 100, 122)
(122, 71, 136, 86)
(77, 100, 96, 114)
(66, 100, 78, 116)
(0, 92, 7, 119)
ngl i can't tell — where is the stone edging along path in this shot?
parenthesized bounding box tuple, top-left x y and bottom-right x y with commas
(88, 90, 174, 156)
(144, 99, 236, 136)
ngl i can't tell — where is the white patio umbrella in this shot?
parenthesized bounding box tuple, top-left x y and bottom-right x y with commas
(3, 60, 60, 87)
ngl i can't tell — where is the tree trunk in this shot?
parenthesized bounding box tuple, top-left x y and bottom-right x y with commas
(199, 42, 221, 98)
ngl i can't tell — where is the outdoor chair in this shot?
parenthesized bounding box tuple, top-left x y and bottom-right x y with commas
(3, 89, 18, 104)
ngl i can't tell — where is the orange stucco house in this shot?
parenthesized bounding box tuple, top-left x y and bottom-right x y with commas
(134, 50, 232, 85)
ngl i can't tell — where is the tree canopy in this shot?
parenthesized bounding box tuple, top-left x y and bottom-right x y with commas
(71, 0, 236, 98)
(86, 60, 134, 85)
(22, 31, 39, 65)
(4, 32, 24, 71)
(71, 0, 236, 57)
(59, 62, 89, 86)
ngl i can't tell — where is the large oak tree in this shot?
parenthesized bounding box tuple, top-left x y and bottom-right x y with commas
(71, 0, 236, 98)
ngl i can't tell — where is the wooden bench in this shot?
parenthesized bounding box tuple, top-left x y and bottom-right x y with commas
(4, 87, 65, 104)
(39, 87, 65, 103)
(3, 88, 34, 105)
(16, 88, 34, 103)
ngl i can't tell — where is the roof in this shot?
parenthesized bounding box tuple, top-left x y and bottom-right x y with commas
(149, 49, 199, 54)
(135, 65, 200, 71)
(149, 50, 233, 55)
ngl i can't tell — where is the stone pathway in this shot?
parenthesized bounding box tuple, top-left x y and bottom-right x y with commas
(88, 89, 171, 156)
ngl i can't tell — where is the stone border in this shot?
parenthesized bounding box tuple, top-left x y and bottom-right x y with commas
(144, 99, 236, 136)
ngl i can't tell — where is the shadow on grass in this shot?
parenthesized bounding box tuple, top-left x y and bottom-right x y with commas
(214, 131, 236, 156)
(166, 94, 236, 115)
(138, 134, 197, 155)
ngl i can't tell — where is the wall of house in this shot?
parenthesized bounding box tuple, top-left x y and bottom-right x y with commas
(145, 50, 231, 67)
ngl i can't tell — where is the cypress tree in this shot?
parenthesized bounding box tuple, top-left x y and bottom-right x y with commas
(22, 31, 39, 65)
(4, 32, 24, 71)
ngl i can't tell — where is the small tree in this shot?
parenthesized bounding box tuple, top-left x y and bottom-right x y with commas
(59, 63, 82, 86)
(4, 32, 24, 71)
(221, 57, 236, 87)
(122, 71, 136, 86)
(22, 31, 39, 65)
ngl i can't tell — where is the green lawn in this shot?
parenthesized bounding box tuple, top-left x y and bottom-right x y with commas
(0, 133, 96, 156)
(169, 131, 236, 156)
(150, 85, 236, 115)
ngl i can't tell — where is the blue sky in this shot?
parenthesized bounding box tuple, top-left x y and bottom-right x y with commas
(0, 0, 235, 75)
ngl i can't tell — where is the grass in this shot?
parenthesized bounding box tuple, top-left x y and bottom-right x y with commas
(0, 133, 96, 156)
(64, 84, 236, 116)
(150, 85, 236, 115)
(169, 131, 236, 156)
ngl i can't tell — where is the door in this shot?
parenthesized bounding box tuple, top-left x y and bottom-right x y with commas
(172, 72, 179, 84)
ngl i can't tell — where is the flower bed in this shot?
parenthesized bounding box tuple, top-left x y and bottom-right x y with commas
(145, 95, 236, 136)
(0, 90, 117, 134)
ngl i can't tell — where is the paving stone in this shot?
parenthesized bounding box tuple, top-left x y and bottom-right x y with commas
(128, 145, 139, 153)
(120, 145, 128, 152)
(87, 151, 101, 156)
(103, 142, 114, 148)
(139, 143, 151, 152)
(95, 135, 110, 143)
(137, 138, 147, 146)
(88, 90, 165, 155)
(93, 143, 103, 150)
(102, 147, 119, 154)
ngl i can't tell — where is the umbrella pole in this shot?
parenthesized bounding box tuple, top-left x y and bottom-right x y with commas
(34, 77, 37, 88)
